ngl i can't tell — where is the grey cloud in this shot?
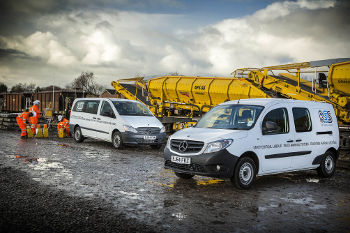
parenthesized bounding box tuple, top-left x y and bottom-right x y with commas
(0, 48, 28, 58)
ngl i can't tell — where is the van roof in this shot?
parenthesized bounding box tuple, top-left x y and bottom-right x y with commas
(221, 98, 331, 108)
(73, 98, 141, 103)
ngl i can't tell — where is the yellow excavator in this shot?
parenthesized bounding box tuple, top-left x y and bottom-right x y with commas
(111, 58, 350, 149)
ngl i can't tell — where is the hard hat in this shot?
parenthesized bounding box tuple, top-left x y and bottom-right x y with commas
(31, 111, 37, 117)
(33, 100, 40, 105)
(58, 115, 63, 121)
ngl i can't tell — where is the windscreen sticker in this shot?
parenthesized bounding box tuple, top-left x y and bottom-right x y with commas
(318, 110, 333, 124)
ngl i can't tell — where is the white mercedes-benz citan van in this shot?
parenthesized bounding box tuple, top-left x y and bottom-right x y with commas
(164, 98, 339, 189)
(70, 98, 166, 149)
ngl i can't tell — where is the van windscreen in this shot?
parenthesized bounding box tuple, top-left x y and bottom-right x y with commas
(112, 101, 153, 116)
(196, 104, 264, 130)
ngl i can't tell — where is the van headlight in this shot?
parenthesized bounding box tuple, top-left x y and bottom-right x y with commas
(123, 125, 137, 133)
(204, 139, 233, 154)
(166, 137, 171, 148)
(160, 126, 165, 133)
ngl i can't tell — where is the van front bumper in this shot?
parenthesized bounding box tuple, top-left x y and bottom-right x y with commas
(121, 132, 166, 145)
(164, 147, 239, 178)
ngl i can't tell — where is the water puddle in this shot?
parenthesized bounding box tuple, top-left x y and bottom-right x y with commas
(15, 155, 38, 164)
(172, 212, 186, 221)
(306, 178, 319, 183)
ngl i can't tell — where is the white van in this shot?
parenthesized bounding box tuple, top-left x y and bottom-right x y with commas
(164, 98, 339, 189)
(70, 98, 166, 149)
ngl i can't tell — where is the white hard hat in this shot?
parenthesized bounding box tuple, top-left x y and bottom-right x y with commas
(33, 100, 40, 105)
(31, 111, 37, 117)
(58, 115, 63, 121)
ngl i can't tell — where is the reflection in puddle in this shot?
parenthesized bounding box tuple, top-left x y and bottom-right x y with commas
(15, 155, 38, 164)
(119, 191, 141, 200)
(172, 212, 186, 221)
(32, 158, 64, 170)
(280, 195, 326, 210)
(306, 178, 319, 183)
(196, 179, 224, 186)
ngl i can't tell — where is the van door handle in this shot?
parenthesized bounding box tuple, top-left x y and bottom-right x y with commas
(92, 117, 96, 119)
(286, 140, 293, 143)
(97, 118, 101, 120)
(296, 139, 302, 142)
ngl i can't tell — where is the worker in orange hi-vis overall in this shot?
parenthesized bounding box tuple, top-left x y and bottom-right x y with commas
(29, 100, 41, 135)
(16, 110, 34, 139)
(57, 115, 70, 136)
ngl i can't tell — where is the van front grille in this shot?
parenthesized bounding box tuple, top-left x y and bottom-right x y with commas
(165, 160, 205, 172)
(137, 127, 160, 134)
(170, 139, 204, 153)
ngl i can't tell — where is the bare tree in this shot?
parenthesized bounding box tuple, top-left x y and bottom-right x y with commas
(70, 72, 104, 95)
(10, 82, 37, 93)
(0, 82, 8, 93)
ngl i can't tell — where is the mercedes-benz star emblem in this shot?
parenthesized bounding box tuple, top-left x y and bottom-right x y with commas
(179, 141, 188, 152)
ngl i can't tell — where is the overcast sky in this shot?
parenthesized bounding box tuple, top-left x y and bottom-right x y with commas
(0, 0, 349, 88)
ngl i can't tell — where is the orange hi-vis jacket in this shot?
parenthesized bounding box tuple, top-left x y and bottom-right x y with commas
(17, 112, 30, 123)
(29, 104, 41, 119)
(57, 118, 70, 134)
(16, 111, 30, 136)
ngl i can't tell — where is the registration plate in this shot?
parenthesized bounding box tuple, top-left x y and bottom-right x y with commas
(144, 135, 156, 140)
(171, 156, 191, 165)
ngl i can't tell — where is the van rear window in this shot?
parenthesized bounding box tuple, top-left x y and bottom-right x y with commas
(85, 101, 100, 114)
(292, 108, 312, 132)
(73, 101, 86, 112)
(73, 100, 100, 114)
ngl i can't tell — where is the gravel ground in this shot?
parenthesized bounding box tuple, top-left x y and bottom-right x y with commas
(0, 130, 349, 233)
(0, 166, 156, 233)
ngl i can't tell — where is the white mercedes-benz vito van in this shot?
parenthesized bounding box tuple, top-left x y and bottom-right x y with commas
(164, 98, 339, 189)
(70, 98, 166, 149)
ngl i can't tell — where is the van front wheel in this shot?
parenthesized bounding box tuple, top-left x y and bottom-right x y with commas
(317, 151, 336, 178)
(112, 131, 124, 149)
(232, 157, 256, 189)
(74, 126, 84, 143)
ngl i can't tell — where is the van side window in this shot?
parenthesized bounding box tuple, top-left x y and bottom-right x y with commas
(73, 100, 86, 112)
(85, 100, 100, 114)
(292, 108, 312, 132)
(262, 108, 289, 135)
(100, 101, 115, 118)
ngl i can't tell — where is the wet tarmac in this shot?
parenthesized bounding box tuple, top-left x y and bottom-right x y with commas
(0, 130, 349, 232)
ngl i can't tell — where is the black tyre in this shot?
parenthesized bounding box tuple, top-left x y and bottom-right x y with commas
(317, 151, 336, 178)
(175, 172, 194, 179)
(232, 157, 256, 189)
(112, 131, 124, 149)
(151, 144, 162, 149)
(74, 126, 84, 143)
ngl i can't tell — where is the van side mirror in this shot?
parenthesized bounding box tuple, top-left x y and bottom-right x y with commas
(103, 111, 115, 118)
(262, 121, 278, 134)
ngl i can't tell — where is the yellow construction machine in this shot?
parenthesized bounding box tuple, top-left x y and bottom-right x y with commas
(111, 58, 350, 149)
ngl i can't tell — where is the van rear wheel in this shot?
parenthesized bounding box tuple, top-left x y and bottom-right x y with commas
(175, 172, 194, 179)
(112, 131, 124, 149)
(74, 126, 84, 143)
(317, 151, 336, 178)
(232, 157, 256, 189)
